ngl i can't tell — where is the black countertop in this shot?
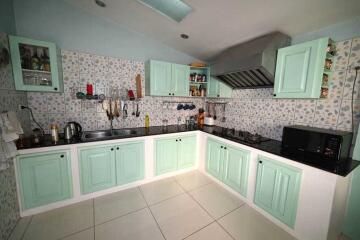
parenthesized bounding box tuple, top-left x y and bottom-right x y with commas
(17, 125, 359, 177)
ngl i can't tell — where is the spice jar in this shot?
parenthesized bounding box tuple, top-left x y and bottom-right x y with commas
(50, 124, 59, 144)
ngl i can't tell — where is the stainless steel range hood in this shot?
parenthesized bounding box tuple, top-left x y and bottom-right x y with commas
(211, 32, 291, 89)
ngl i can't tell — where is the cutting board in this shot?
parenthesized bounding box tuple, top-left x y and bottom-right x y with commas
(135, 74, 142, 99)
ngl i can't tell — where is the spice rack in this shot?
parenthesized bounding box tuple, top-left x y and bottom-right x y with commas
(320, 39, 336, 99)
(189, 66, 209, 97)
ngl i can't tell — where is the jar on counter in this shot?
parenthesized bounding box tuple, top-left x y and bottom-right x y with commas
(50, 124, 59, 144)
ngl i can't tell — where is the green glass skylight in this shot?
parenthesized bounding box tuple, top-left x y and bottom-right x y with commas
(137, 0, 192, 22)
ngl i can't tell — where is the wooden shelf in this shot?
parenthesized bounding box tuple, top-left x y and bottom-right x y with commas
(22, 69, 51, 74)
(189, 82, 207, 85)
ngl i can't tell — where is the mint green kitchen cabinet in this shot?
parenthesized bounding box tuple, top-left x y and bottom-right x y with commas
(155, 134, 197, 175)
(172, 63, 190, 96)
(16, 150, 72, 210)
(146, 60, 172, 96)
(146, 60, 189, 96)
(177, 135, 197, 169)
(115, 142, 145, 185)
(9, 35, 63, 92)
(79, 145, 116, 194)
(273, 37, 333, 98)
(207, 77, 232, 98)
(206, 138, 250, 196)
(254, 155, 302, 228)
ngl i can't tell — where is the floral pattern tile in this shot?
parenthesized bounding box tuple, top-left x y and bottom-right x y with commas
(78, 52, 93, 73)
(313, 99, 341, 127)
(46, 93, 65, 113)
(92, 54, 108, 75)
(63, 71, 80, 92)
(348, 37, 360, 69)
(27, 92, 48, 113)
(337, 100, 360, 131)
(342, 68, 360, 100)
(61, 50, 79, 73)
(333, 39, 351, 71)
(294, 100, 316, 124)
(65, 92, 82, 113)
(328, 71, 345, 99)
(81, 112, 97, 131)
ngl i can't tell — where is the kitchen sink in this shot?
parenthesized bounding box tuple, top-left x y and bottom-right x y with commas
(81, 129, 137, 141)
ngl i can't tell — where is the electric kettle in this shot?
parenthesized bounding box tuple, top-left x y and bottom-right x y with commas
(67, 121, 82, 138)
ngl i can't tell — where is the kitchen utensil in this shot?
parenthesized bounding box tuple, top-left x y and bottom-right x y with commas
(189, 104, 196, 110)
(114, 99, 120, 118)
(132, 101, 135, 116)
(183, 104, 189, 110)
(213, 104, 217, 120)
(67, 121, 82, 138)
(177, 104, 183, 110)
(221, 104, 226, 122)
(128, 90, 135, 101)
(135, 102, 140, 117)
(123, 103, 128, 119)
(99, 94, 106, 101)
(135, 74, 142, 98)
(204, 117, 215, 126)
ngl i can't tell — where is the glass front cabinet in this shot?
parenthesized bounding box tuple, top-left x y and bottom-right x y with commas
(9, 35, 63, 92)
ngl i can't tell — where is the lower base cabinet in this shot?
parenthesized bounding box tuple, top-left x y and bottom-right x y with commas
(254, 155, 302, 228)
(16, 150, 73, 210)
(206, 138, 250, 196)
(155, 134, 196, 175)
(79, 141, 144, 194)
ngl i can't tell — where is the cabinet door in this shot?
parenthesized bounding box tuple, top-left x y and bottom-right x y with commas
(155, 137, 178, 175)
(79, 145, 116, 194)
(17, 151, 72, 210)
(115, 141, 145, 186)
(254, 156, 302, 228)
(149, 60, 172, 96)
(9, 35, 62, 92)
(178, 135, 197, 169)
(219, 81, 232, 98)
(222, 145, 250, 196)
(274, 38, 327, 98)
(172, 64, 190, 96)
(207, 77, 220, 98)
(206, 138, 223, 180)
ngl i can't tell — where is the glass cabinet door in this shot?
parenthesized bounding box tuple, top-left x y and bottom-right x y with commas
(9, 35, 62, 92)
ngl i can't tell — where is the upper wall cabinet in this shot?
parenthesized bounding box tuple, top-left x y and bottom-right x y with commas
(9, 35, 63, 92)
(207, 76, 232, 98)
(145, 60, 189, 97)
(273, 37, 334, 99)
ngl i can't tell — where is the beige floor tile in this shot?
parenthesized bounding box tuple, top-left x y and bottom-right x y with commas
(140, 177, 184, 205)
(184, 222, 233, 240)
(175, 171, 211, 191)
(61, 228, 94, 240)
(150, 193, 213, 240)
(23, 200, 94, 240)
(8, 216, 32, 240)
(190, 183, 244, 219)
(218, 205, 296, 240)
(94, 187, 147, 224)
(95, 208, 164, 240)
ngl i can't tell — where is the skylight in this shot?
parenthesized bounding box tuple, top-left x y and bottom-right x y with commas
(137, 0, 192, 22)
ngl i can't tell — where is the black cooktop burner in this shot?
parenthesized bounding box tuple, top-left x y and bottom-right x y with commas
(225, 128, 270, 144)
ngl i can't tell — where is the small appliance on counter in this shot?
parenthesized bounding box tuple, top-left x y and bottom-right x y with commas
(65, 122, 82, 140)
(204, 117, 215, 126)
(281, 125, 353, 163)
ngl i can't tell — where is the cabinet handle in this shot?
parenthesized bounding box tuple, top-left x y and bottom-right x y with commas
(60, 154, 64, 158)
(273, 94, 276, 97)
(172, 93, 175, 96)
(217, 94, 220, 97)
(54, 87, 58, 91)
(224, 147, 227, 150)
(169, 93, 171, 95)
(220, 146, 223, 148)
(179, 139, 181, 142)
(111, 148, 114, 151)
(116, 147, 119, 150)
(259, 161, 263, 164)
(176, 139, 178, 142)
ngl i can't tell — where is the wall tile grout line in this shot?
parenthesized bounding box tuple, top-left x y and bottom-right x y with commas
(137, 186, 167, 240)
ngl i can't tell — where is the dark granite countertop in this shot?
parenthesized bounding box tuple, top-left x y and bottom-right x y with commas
(17, 125, 359, 177)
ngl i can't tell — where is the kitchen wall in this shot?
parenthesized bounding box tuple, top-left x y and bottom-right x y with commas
(0, 33, 30, 240)
(215, 37, 360, 143)
(0, 0, 16, 35)
(13, 0, 198, 64)
(27, 50, 203, 133)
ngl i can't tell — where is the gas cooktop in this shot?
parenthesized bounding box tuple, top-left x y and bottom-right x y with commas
(223, 128, 271, 144)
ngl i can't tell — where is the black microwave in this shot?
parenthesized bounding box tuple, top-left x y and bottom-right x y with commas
(281, 125, 353, 163)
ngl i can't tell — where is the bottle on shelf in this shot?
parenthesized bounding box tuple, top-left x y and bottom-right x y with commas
(42, 50, 51, 72)
(31, 48, 40, 70)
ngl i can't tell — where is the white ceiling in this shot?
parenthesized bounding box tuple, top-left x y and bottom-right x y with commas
(65, 0, 360, 61)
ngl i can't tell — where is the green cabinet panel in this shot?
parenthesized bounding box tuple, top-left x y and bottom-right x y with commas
(222, 145, 250, 196)
(206, 138, 250, 196)
(79, 145, 116, 194)
(274, 37, 330, 98)
(155, 137, 178, 175)
(146, 60, 172, 96)
(254, 155, 302, 228)
(172, 64, 190, 96)
(206, 138, 223, 180)
(207, 77, 232, 98)
(115, 141, 145, 185)
(9, 35, 63, 92)
(17, 150, 72, 210)
(155, 134, 197, 175)
(177, 135, 196, 169)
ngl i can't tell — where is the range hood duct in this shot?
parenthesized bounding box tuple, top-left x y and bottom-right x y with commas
(211, 32, 291, 89)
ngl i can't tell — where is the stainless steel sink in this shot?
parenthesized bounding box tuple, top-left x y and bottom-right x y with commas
(81, 129, 137, 141)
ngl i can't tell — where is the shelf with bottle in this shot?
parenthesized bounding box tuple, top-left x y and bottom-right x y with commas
(320, 40, 336, 99)
(19, 43, 51, 73)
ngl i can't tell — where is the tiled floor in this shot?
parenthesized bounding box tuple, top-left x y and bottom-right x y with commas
(9, 171, 298, 240)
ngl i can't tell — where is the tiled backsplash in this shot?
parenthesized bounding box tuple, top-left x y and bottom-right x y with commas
(215, 37, 360, 141)
(27, 51, 203, 133)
